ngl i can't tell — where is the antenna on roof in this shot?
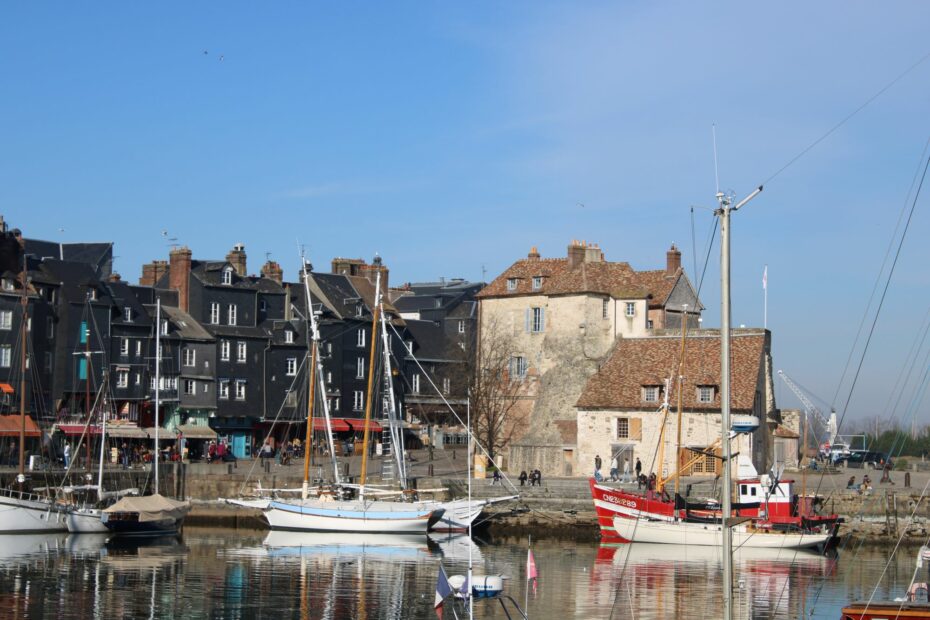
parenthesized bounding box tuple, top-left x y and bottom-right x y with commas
(481, 264, 487, 282)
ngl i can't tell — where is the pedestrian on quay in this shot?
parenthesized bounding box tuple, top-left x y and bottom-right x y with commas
(491, 469, 502, 486)
(622, 459, 631, 484)
(534, 469, 542, 487)
(259, 440, 272, 466)
(594, 454, 602, 474)
(635, 458, 642, 480)
(609, 456, 619, 482)
(63, 443, 71, 469)
(519, 470, 528, 486)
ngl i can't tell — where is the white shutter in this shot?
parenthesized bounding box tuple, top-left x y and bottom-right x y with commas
(525, 308, 530, 333)
(540, 308, 545, 332)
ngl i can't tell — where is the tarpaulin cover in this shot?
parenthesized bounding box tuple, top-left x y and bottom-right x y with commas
(103, 494, 191, 522)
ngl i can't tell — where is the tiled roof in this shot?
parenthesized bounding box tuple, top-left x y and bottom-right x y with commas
(576, 330, 768, 412)
(476, 256, 680, 302)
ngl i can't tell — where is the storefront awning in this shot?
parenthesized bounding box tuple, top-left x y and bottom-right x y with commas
(57, 423, 103, 436)
(312, 418, 351, 432)
(106, 425, 149, 439)
(175, 424, 217, 440)
(144, 428, 175, 442)
(0, 415, 41, 437)
(345, 419, 383, 432)
(0, 383, 14, 394)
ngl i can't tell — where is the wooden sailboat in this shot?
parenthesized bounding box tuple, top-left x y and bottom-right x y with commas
(840, 546, 930, 620)
(262, 258, 443, 533)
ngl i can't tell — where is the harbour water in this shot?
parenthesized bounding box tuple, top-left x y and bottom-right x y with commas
(0, 528, 920, 619)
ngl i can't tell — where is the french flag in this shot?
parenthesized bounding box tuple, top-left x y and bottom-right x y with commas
(527, 549, 538, 594)
(435, 565, 453, 618)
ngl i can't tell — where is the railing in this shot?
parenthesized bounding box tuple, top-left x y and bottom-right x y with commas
(0, 486, 58, 504)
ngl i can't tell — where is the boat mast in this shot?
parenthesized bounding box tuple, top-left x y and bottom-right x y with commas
(17, 253, 27, 480)
(467, 391, 474, 620)
(154, 298, 161, 494)
(358, 268, 382, 500)
(378, 296, 405, 488)
(655, 377, 672, 490)
(673, 304, 689, 499)
(716, 185, 762, 620)
(97, 373, 108, 501)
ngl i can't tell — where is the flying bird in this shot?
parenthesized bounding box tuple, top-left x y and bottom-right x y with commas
(577, 202, 585, 209)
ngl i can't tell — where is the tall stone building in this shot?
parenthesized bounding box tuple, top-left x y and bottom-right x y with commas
(476, 240, 702, 475)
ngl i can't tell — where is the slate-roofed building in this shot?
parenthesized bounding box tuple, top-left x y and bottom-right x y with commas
(478, 240, 703, 474)
(574, 329, 778, 479)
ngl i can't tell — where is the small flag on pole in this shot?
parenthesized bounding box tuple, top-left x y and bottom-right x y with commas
(435, 565, 453, 618)
(527, 549, 538, 595)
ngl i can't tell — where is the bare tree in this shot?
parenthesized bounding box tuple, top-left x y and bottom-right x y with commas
(469, 316, 529, 462)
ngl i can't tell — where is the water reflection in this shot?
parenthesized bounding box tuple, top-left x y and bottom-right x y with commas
(0, 529, 917, 619)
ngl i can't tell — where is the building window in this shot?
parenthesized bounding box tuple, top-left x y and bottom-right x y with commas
(625, 302, 636, 317)
(332, 397, 340, 412)
(697, 386, 716, 404)
(1, 279, 13, 292)
(356, 304, 363, 317)
(135, 340, 142, 357)
(617, 418, 630, 439)
(161, 319, 169, 335)
(183, 348, 196, 367)
(647, 320, 654, 329)
(507, 278, 518, 291)
(326, 370, 332, 384)
(602, 299, 609, 319)
(260, 299, 267, 313)
(123, 307, 132, 322)
(357, 329, 365, 348)
(210, 303, 220, 325)
(286, 358, 297, 376)
(406, 340, 414, 354)
(235, 380, 246, 400)
(203, 382, 209, 394)
(184, 380, 196, 396)
(120, 338, 129, 356)
(220, 340, 230, 361)
(228, 304, 237, 326)
(222, 268, 232, 285)
(510, 356, 527, 379)
(412, 374, 421, 394)
(47, 317, 54, 338)
(237, 341, 247, 363)
(642, 385, 661, 403)
(88, 288, 97, 301)
(219, 380, 230, 400)
(532, 276, 542, 290)
(530, 307, 545, 333)
(442, 377, 451, 394)
(353, 390, 364, 411)
(458, 320, 465, 334)
(0, 311, 11, 330)
(284, 330, 294, 344)
(356, 357, 365, 379)
(115, 370, 128, 388)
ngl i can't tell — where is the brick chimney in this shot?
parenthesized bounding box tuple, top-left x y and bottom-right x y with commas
(331, 257, 365, 276)
(226, 243, 247, 276)
(567, 240, 586, 269)
(584, 242, 604, 263)
(528, 246, 540, 261)
(108, 272, 122, 282)
(666, 244, 681, 277)
(140, 260, 169, 286)
(169, 247, 193, 312)
(261, 260, 284, 284)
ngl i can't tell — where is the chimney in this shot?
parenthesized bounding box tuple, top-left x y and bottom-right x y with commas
(567, 240, 587, 269)
(666, 243, 681, 277)
(284, 284, 293, 321)
(528, 246, 541, 260)
(108, 272, 122, 282)
(364, 254, 389, 291)
(261, 260, 284, 284)
(584, 242, 603, 263)
(226, 243, 247, 276)
(331, 257, 365, 277)
(139, 260, 168, 287)
(169, 247, 193, 312)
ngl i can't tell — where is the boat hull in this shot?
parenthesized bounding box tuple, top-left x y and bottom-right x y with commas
(612, 516, 831, 549)
(840, 601, 930, 619)
(0, 492, 68, 533)
(66, 508, 109, 533)
(265, 499, 439, 534)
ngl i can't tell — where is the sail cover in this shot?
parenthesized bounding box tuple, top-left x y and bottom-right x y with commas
(103, 494, 191, 522)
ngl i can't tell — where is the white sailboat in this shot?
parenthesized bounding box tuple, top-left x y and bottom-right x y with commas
(262, 258, 443, 533)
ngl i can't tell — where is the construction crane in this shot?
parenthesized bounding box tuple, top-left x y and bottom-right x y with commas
(777, 370, 838, 448)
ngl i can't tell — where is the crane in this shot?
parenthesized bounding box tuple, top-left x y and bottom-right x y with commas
(777, 370, 838, 449)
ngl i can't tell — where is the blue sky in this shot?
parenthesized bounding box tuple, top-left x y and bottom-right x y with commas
(3, 2, 930, 426)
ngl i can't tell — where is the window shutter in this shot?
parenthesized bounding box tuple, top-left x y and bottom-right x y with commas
(540, 308, 545, 332)
(525, 308, 530, 333)
(630, 418, 642, 440)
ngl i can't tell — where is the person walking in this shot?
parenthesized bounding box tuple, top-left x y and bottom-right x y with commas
(609, 455, 619, 482)
(519, 470, 528, 486)
(622, 458, 631, 484)
(63, 443, 71, 469)
(594, 454, 602, 474)
(635, 458, 642, 480)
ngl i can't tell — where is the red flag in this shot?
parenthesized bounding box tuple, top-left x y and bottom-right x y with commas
(526, 549, 538, 594)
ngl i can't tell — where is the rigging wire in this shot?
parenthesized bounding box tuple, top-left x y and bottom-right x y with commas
(760, 50, 930, 188)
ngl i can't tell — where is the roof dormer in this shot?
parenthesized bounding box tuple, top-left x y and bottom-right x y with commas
(222, 267, 233, 286)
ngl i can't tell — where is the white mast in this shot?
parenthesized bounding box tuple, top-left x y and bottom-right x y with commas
(378, 298, 406, 487)
(467, 392, 474, 620)
(715, 185, 762, 620)
(96, 376, 108, 500)
(154, 298, 161, 494)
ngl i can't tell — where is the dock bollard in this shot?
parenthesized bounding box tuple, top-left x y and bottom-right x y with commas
(904, 472, 911, 488)
(227, 464, 233, 475)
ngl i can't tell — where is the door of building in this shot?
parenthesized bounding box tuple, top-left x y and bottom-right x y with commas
(562, 449, 574, 476)
(232, 433, 247, 459)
